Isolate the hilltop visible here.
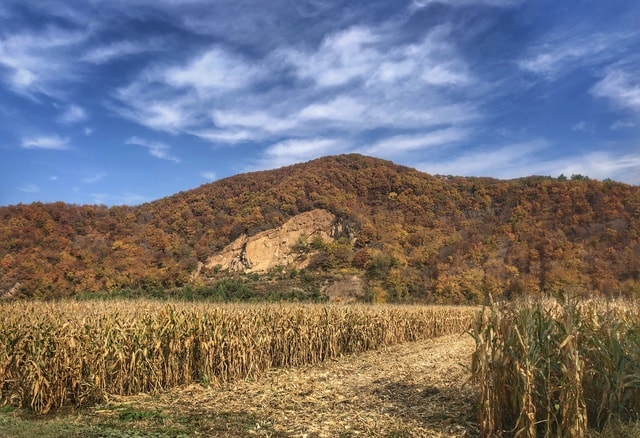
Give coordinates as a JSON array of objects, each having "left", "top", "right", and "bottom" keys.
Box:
[{"left": 1, "top": 154, "right": 639, "bottom": 302}]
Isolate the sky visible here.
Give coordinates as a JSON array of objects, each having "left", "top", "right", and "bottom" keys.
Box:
[{"left": 1, "top": 0, "right": 639, "bottom": 206}]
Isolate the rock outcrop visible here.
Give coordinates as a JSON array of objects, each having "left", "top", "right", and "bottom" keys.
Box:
[{"left": 205, "top": 209, "right": 344, "bottom": 273}]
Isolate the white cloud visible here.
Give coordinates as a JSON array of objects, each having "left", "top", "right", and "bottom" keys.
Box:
[
  {"left": 285, "top": 27, "right": 380, "bottom": 88},
  {"left": 417, "top": 140, "right": 549, "bottom": 177},
  {"left": 212, "top": 110, "right": 296, "bottom": 133},
  {"left": 190, "top": 128, "right": 256, "bottom": 144},
  {"left": 0, "top": 26, "right": 87, "bottom": 97},
  {"left": 411, "top": 0, "right": 520, "bottom": 9},
  {"left": 82, "top": 172, "right": 106, "bottom": 184},
  {"left": 137, "top": 102, "right": 192, "bottom": 132},
  {"left": 208, "top": 95, "right": 477, "bottom": 144},
  {"left": 555, "top": 152, "right": 640, "bottom": 184},
  {"left": 261, "top": 138, "right": 344, "bottom": 169},
  {"left": 611, "top": 119, "right": 636, "bottom": 130},
  {"left": 21, "top": 134, "right": 69, "bottom": 150},
  {"left": 518, "top": 32, "right": 627, "bottom": 80},
  {"left": 422, "top": 64, "right": 469, "bottom": 86},
  {"left": 201, "top": 171, "right": 217, "bottom": 181},
  {"left": 571, "top": 121, "right": 586, "bottom": 131},
  {"left": 126, "top": 136, "right": 180, "bottom": 163},
  {"left": 82, "top": 39, "right": 164, "bottom": 64},
  {"left": 362, "top": 128, "right": 468, "bottom": 156},
  {"left": 58, "top": 104, "right": 87, "bottom": 124},
  {"left": 374, "top": 59, "right": 416, "bottom": 83},
  {"left": 164, "top": 48, "right": 258, "bottom": 94},
  {"left": 417, "top": 140, "right": 640, "bottom": 184},
  {"left": 110, "top": 16, "right": 480, "bottom": 160},
  {"left": 298, "top": 97, "right": 366, "bottom": 122},
  {"left": 371, "top": 103, "right": 479, "bottom": 128},
  {"left": 267, "top": 138, "right": 341, "bottom": 159},
  {"left": 570, "top": 121, "right": 592, "bottom": 133},
  {"left": 114, "top": 84, "right": 196, "bottom": 132},
  {"left": 19, "top": 183, "right": 40, "bottom": 193},
  {"left": 91, "top": 192, "right": 147, "bottom": 206},
  {"left": 285, "top": 25, "right": 472, "bottom": 90},
  {"left": 591, "top": 69, "right": 640, "bottom": 113},
  {"left": 84, "top": 127, "right": 94, "bottom": 136},
  {"left": 12, "top": 69, "right": 36, "bottom": 89}
]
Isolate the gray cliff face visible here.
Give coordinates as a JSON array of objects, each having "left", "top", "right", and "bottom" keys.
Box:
[{"left": 205, "top": 209, "right": 344, "bottom": 273}]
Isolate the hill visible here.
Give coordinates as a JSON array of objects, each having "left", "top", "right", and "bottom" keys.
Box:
[{"left": 1, "top": 154, "right": 639, "bottom": 302}]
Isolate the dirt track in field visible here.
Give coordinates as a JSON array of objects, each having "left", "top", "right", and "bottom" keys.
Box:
[{"left": 110, "top": 333, "right": 479, "bottom": 437}]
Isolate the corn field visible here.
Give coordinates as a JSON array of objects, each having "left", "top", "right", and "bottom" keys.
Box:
[
  {"left": 0, "top": 300, "right": 475, "bottom": 414},
  {"left": 470, "top": 296, "right": 640, "bottom": 437}
]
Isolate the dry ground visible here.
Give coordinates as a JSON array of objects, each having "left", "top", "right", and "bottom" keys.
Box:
[{"left": 0, "top": 333, "right": 478, "bottom": 437}]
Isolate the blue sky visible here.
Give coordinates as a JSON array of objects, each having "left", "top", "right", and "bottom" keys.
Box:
[{"left": 1, "top": 0, "right": 639, "bottom": 206}]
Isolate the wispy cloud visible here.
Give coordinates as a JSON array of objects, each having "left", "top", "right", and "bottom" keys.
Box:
[
  {"left": 114, "top": 21, "right": 479, "bottom": 146},
  {"left": 126, "top": 136, "right": 180, "bottom": 163},
  {"left": 411, "top": 0, "right": 521, "bottom": 9},
  {"left": 257, "top": 138, "right": 345, "bottom": 170},
  {"left": 611, "top": 119, "right": 636, "bottom": 130},
  {"left": 190, "top": 128, "right": 255, "bottom": 144},
  {"left": 298, "top": 97, "right": 366, "bottom": 122},
  {"left": 211, "top": 110, "right": 297, "bottom": 134},
  {"left": 591, "top": 68, "right": 640, "bottom": 113},
  {"left": 82, "top": 172, "right": 106, "bottom": 184},
  {"left": 82, "top": 39, "right": 164, "bottom": 64},
  {"left": 418, "top": 140, "right": 640, "bottom": 184},
  {"left": 284, "top": 27, "right": 380, "bottom": 88},
  {"left": 7, "top": 0, "right": 638, "bottom": 204},
  {"left": 114, "top": 84, "right": 196, "bottom": 133},
  {"left": 0, "top": 26, "right": 87, "bottom": 98},
  {"left": 361, "top": 127, "right": 468, "bottom": 157},
  {"left": 19, "top": 183, "right": 40, "bottom": 193},
  {"left": 570, "top": 121, "right": 593, "bottom": 133},
  {"left": 21, "top": 134, "right": 69, "bottom": 150},
  {"left": 555, "top": 152, "right": 640, "bottom": 184},
  {"left": 57, "top": 104, "right": 87, "bottom": 124},
  {"left": 285, "top": 24, "right": 473, "bottom": 90},
  {"left": 200, "top": 171, "right": 217, "bottom": 181},
  {"left": 518, "top": 32, "right": 628, "bottom": 80},
  {"left": 91, "top": 191, "right": 147, "bottom": 206},
  {"left": 418, "top": 140, "right": 549, "bottom": 178},
  {"left": 164, "top": 48, "right": 259, "bottom": 94}
]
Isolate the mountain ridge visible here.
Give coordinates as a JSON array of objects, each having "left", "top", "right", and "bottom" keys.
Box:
[{"left": 1, "top": 154, "right": 639, "bottom": 302}]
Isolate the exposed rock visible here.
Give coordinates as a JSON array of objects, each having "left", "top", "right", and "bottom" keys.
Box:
[
  {"left": 205, "top": 209, "right": 342, "bottom": 273},
  {"left": 189, "top": 262, "right": 204, "bottom": 283}
]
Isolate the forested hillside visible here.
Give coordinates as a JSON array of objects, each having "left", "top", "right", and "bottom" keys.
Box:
[{"left": 1, "top": 154, "right": 639, "bottom": 302}]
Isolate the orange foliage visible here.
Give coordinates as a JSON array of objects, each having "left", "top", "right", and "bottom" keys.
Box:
[{"left": 0, "top": 154, "right": 639, "bottom": 302}]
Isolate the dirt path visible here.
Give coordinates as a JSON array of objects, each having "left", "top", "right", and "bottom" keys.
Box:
[{"left": 119, "top": 333, "right": 479, "bottom": 437}]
